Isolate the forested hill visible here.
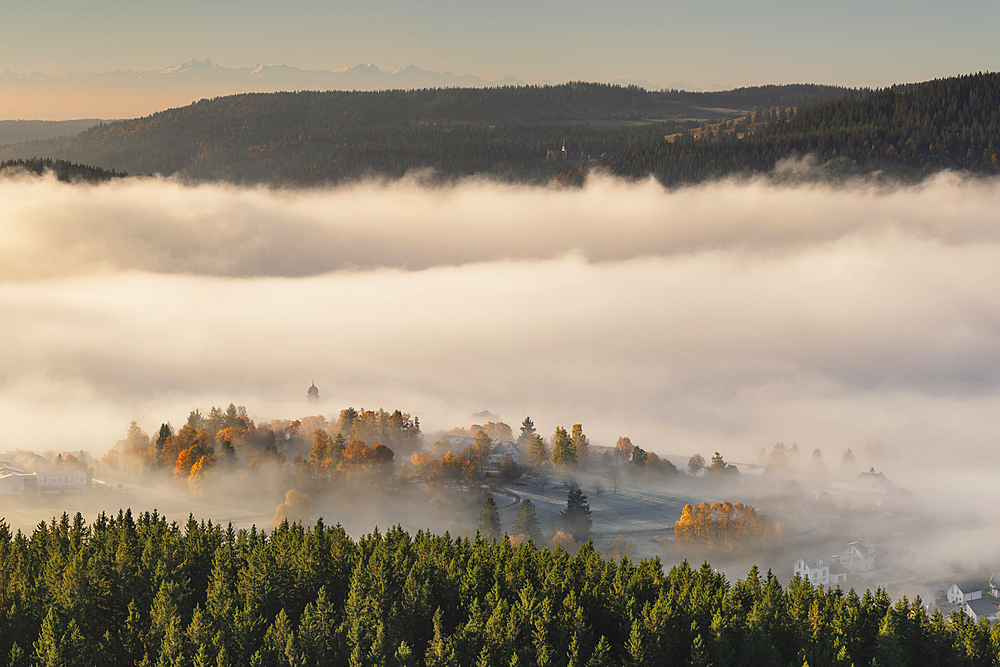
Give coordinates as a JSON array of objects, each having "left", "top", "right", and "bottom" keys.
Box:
[
  {"left": 606, "top": 72, "right": 1000, "bottom": 185},
  {"left": 0, "top": 82, "right": 853, "bottom": 184},
  {"left": 1, "top": 512, "right": 996, "bottom": 667}
]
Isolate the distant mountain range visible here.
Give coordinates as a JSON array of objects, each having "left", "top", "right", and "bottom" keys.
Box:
[
  {"left": 0, "top": 60, "right": 728, "bottom": 119},
  {"left": 0, "top": 59, "right": 730, "bottom": 93},
  {"left": 0, "top": 59, "right": 529, "bottom": 91}
]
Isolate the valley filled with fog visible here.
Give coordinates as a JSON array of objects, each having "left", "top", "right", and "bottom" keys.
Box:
[
  {"left": 5, "top": 164, "right": 1000, "bottom": 650},
  {"left": 4, "top": 169, "right": 1000, "bottom": 494}
]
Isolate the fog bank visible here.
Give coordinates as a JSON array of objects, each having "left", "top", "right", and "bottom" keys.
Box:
[
  {"left": 3, "top": 170, "right": 1000, "bottom": 279},
  {"left": 2, "top": 171, "right": 1000, "bottom": 504}
]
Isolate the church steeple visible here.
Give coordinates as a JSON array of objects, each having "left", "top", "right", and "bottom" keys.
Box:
[{"left": 307, "top": 382, "right": 319, "bottom": 402}]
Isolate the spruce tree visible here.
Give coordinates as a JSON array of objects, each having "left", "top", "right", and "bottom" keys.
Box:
[
  {"left": 510, "top": 500, "right": 542, "bottom": 543},
  {"left": 516, "top": 417, "right": 536, "bottom": 447},
  {"left": 561, "top": 487, "right": 592, "bottom": 542},
  {"left": 586, "top": 637, "right": 612, "bottom": 667},
  {"left": 478, "top": 497, "right": 502, "bottom": 541}
]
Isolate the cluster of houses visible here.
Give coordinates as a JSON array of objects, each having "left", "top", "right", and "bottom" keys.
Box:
[
  {"left": 790, "top": 467, "right": 1000, "bottom": 623},
  {"left": 0, "top": 452, "right": 90, "bottom": 495},
  {"left": 796, "top": 547, "right": 1000, "bottom": 621},
  {"left": 795, "top": 541, "right": 1000, "bottom": 623}
]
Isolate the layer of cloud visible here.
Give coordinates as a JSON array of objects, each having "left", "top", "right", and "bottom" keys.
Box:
[
  {"left": 3, "top": 170, "right": 1000, "bottom": 279},
  {"left": 3, "top": 172, "right": 1000, "bottom": 506}
]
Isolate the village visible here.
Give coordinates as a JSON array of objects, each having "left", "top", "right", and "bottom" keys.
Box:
[
  {"left": 455, "top": 429, "right": 1000, "bottom": 624},
  {"left": 781, "top": 464, "right": 1000, "bottom": 623},
  {"left": 3, "top": 413, "right": 997, "bottom": 627}
]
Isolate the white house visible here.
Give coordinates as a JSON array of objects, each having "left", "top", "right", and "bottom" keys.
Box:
[
  {"left": 35, "top": 470, "right": 87, "bottom": 493},
  {"left": 487, "top": 442, "right": 520, "bottom": 466},
  {"left": 963, "top": 598, "right": 997, "bottom": 622},
  {"left": 0, "top": 473, "right": 26, "bottom": 495},
  {"left": 947, "top": 580, "right": 983, "bottom": 605},
  {"left": 794, "top": 558, "right": 830, "bottom": 585},
  {"left": 842, "top": 541, "right": 877, "bottom": 572}
]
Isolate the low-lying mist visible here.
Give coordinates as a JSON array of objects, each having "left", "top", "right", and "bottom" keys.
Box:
[{"left": 3, "top": 167, "right": 1000, "bottom": 510}]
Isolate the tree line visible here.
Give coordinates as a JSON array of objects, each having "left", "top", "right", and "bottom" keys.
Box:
[
  {"left": 102, "top": 405, "right": 422, "bottom": 499},
  {"left": 0, "top": 158, "right": 125, "bottom": 182},
  {"left": 2, "top": 511, "right": 999, "bottom": 667}
]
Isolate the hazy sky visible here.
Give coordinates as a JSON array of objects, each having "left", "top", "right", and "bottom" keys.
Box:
[{"left": 3, "top": 0, "right": 999, "bottom": 89}]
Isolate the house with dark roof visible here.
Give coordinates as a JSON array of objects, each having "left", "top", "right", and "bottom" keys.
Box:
[
  {"left": 487, "top": 442, "right": 520, "bottom": 466},
  {"left": 947, "top": 579, "right": 983, "bottom": 605},
  {"left": 963, "top": 598, "right": 997, "bottom": 622}
]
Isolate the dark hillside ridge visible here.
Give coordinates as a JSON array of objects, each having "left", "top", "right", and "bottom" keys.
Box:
[
  {"left": 0, "top": 83, "right": 855, "bottom": 185},
  {"left": 605, "top": 72, "right": 1000, "bottom": 185}
]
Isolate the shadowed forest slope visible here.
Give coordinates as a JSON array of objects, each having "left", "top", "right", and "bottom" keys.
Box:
[{"left": 0, "top": 83, "right": 853, "bottom": 184}]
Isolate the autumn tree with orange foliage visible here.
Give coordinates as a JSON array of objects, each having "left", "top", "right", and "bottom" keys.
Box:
[
  {"left": 164, "top": 424, "right": 209, "bottom": 468},
  {"left": 188, "top": 455, "right": 213, "bottom": 495},
  {"left": 338, "top": 441, "right": 394, "bottom": 470},
  {"left": 674, "top": 501, "right": 773, "bottom": 553},
  {"left": 467, "top": 430, "right": 493, "bottom": 471},
  {"left": 416, "top": 450, "right": 479, "bottom": 498},
  {"left": 309, "top": 429, "right": 335, "bottom": 469},
  {"left": 214, "top": 426, "right": 247, "bottom": 461},
  {"left": 410, "top": 451, "right": 434, "bottom": 482},
  {"left": 170, "top": 424, "right": 213, "bottom": 483},
  {"left": 173, "top": 448, "right": 201, "bottom": 484}
]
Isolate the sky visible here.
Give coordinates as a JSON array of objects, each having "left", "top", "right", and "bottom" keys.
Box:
[{"left": 2, "top": 0, "right": 999, "bottom": 90}]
